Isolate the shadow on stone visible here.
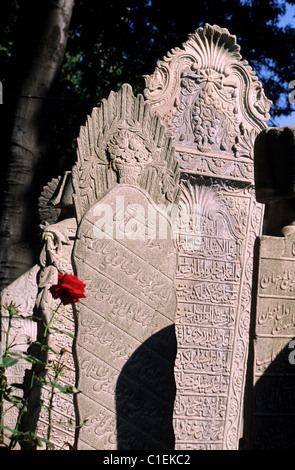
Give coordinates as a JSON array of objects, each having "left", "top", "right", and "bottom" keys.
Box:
[
  {"left": 115, "top": 324, "right": 177, "bottom": 450},
  {"left": 251, "top": 339, "right": 295, "bottom": 449}
]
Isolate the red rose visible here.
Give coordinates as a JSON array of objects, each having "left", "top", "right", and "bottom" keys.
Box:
[{"left": 50, "top": 273, "right": 86, "bottom": 305}]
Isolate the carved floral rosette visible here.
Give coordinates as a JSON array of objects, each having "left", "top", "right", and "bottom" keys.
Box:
[{"left": 144, "top": 23, "right": 272, "bottom": 183}]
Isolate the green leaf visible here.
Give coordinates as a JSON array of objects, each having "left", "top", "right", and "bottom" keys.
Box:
[
  {"left": 30, "top": 342, "right": 57, "bottom": 355},
  {"left": 9, "top": 395, "right": 25, "bottom": 407},
  {"left": 22, "top": 353, "right": 45, "bottom": 365},
  {"left": 52, "top": 381, "right": 80, "bottom": 395},
  {"left": 0, "top": 356, "right": 18, "bottom": 368},
  {"left": 7, "top": 351, "right": 25, "bottom": 359},
  {"left": 49, "top": 326, "right": 75, "bottom": 339},
  {"left": 8, "top": 429, "right": 49, "bottom": 447}
]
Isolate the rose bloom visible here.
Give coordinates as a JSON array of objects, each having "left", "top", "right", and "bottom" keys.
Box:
[{"left": 50, "top": 273, "right": 86, "bottom": 305}]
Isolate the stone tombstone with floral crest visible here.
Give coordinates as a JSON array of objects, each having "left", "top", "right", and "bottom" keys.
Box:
[
  {"left": 1, "top": 84, "right": 179, "bottom": 450},
  {"left": 71, "top": 84, "right": 180, "bottom": 449},
  {"left": 144, "top": 24, "right": 272, "bottom": 449}
]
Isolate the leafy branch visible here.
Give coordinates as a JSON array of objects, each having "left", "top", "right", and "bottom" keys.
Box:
[{"left": 0, "top": 302, "right": 80, "bottom": 450}]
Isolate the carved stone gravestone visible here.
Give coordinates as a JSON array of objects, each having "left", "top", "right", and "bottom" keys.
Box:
[
  {"left": 71, "top": 84, "right": 180, "bottom": 449},
  {"left": 144, "top": 24, "right": 272, "bottom": 449},
  {"left": 251, "top": 126, "right": 295, "bottom": 449},
  {"left": 0, "top": 173, "right": 78, "bottom": 450}
]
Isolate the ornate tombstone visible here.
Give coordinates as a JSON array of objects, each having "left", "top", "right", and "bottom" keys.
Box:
[
  {"left": 251, "top": 126, "right": 295, "bottom": 449},
  {"left": 0, "top": 173, "right": 78, "bottom": 450},
  {"left": 28, "top": 215, "right": 78, "bottom": 449},
  {"left": 144, "top": 24, "right": 272, "bottom": 449},
  {"left": 71, "top": 84, "right": 180, "bottom": 449}
]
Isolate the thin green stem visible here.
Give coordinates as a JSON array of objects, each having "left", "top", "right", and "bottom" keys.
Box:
[
  {"left": 4, "top": 302, "right": 63, "bottom": 449},
  {"left": 1, "top": 300, "right": 80, "bottom": 450},
  {"left": 0, "top": 304, "right": 14, "bottom": 446},
  {"left": 0, "top": 367, "right": 6, "bottom": 445}
]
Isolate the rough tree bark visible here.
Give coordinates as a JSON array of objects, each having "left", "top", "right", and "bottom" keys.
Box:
[{"left": 0, "top": 0, "right": 75, "bottom": 291}]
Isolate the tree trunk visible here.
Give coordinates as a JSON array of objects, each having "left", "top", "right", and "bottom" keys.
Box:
[{"left": 0, "top": 0, "right": 75, "bottom": 291}]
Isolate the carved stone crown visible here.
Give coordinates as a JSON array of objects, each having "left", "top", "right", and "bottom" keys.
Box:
[
  {"left": 144, "top": 24, "right": 272, "bottom": 182},
  {"left": 72, "top": 84, "right": 180, "bottom": 222}
]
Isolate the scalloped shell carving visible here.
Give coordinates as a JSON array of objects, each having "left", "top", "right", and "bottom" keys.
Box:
[{"left": 144, "top": 24, "right": 272, "bottom": 180}]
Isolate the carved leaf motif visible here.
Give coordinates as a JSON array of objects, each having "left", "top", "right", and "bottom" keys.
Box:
[
  {"left": 174, "top": 66, "right": 240, "bottom": 153},
  {"left": 144, "top": 23, "right": 272, "bottom": 181},
  {"left": 38, "top": 176, "right": 62, "bottom": 224},
  {"left": 145, "top": 24, "right": 271, "bottom": 125},
  {"left": 72, "top": 84, "right": 179, "bottom": 222},
  {"left": 233, "top": 124, "right": 257, "bottom": 160}
]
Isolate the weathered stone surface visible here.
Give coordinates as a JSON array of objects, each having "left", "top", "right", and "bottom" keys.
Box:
[
  {"left": 1, "top": 25, "right": 275, "bottom": 450},
  {"left": 144, "top": 24, "right": 271, "bottom": 449},
  {"left": 72, "top": 84, "right": 179, "bottom": 449},
  {"left": 0, "top": 265, "right": 39, "bottom": 439},
  {"left": 20, "top": 217, "right": 78, "bottom": 449},
  {"left": 144, "top": 24, "right": 271, "bottom": 182},
  {"left": 251, "top": 225, "right": 295, "bottom": 449},
  {"left": 251, "top": 125, "right": 295, "bottom": 449},
  {"left": 1, "top": 84, "right": 179, "bottom": 450},
  {"left": 172, "top": 174, "right": 263, "bottom": 449},
  {"left": 73, "top": 185, "right": 177, "bottom": 449}
]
